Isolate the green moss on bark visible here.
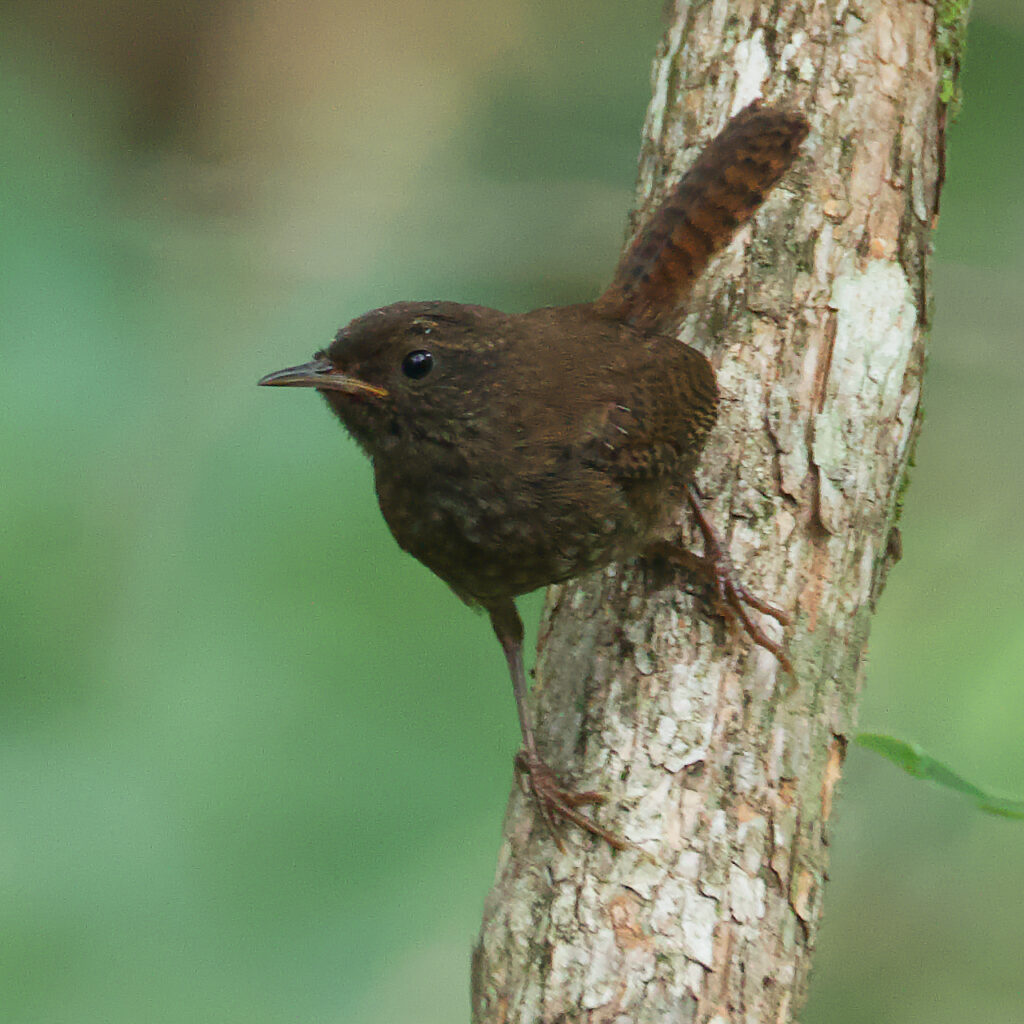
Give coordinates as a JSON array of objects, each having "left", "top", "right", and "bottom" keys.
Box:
[{"left": 935, "top": 0, "right": 972, "bottom": 114}]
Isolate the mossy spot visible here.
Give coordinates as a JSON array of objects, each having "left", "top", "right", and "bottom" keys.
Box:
[{"left": 935, "top": 0, "right": 972, "bottom": 115}]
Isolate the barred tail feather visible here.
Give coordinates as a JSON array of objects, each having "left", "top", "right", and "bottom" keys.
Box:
[{"left": 595, "top": 102, "right": 809, "bottom": 331}]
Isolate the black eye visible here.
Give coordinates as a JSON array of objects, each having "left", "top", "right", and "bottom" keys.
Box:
[{"left": 401, "top": 349, "right": 434, "bottom": 380}]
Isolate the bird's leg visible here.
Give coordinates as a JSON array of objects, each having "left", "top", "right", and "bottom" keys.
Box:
[
  {"left": 646, "top": 482, "right": 793, "bottom": 673},
  {"left": 488, "top": 599, "right": 632, "bottom": 853}
]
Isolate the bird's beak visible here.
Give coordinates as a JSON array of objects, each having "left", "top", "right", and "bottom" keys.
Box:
[{"left": 257, "top": 358, "right": 388, "bottom": 398}]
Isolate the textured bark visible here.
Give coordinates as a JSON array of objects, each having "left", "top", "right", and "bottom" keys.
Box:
[{"left": 473, "top": 2, "right": 946, "bottom": 1021}]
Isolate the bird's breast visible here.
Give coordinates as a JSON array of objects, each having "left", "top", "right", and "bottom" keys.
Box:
[{"left": 371, "top": 437, "right": 662, "bottom": 605}]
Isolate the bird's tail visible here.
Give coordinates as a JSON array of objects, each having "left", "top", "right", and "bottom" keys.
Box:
[{"left": 594, "top": 102, "right": 809, "bottom": 332}]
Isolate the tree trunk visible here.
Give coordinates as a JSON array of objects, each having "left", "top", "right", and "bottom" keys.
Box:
[{"left": 473, "top": 1, "right": 951, "bottom": 1020}]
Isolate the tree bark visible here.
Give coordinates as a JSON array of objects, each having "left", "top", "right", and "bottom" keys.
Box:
[{"left": 473, "top": 1, "right": 950, "bottom": 1020}]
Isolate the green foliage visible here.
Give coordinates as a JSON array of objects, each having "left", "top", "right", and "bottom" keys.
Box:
[{"left": 856, "top": 733, "right": 1024, "bottom": 819}]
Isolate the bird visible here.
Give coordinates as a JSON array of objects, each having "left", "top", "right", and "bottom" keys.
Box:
[{"left": 259, "top": 101, "right": 809, "bottom": 851}]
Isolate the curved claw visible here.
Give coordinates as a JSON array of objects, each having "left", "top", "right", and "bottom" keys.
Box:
[
  {"left": 645, "top": 484, "right": 794, "bottom": 673},
  {"left": 513, "top": 751, "right": 639, "bottom": 854},
  {"left": 704, "top": 543, "right": 794, "bottom": 673},
  {"left": 713, "top": 568, "right": 794, "bottom": 674}
]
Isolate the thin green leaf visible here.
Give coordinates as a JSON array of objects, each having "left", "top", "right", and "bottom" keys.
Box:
[{"left": 854, "top": 733, "right": 1024, "bottom": 820}]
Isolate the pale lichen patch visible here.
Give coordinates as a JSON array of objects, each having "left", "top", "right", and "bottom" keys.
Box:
[
  {"left": 513, "top": 977, "right": 541, "bottom": 1023},
  {"left": 581, "top": 927, "right": 620, "bottom": 1009},
  {"left": 813, "top": 257, "right": 916, "bottom": 531},
  {"left": 619, "top": 860, "right": 661, "bottom": 903},
  {"left": 628, "top": 775, "right": 677, "bottom": 847},
  {"left": 779, "top": 31, "right": 805, "bottom": 68},
  {"left": 736, "top": 813, "right": 769, "bottom": 875},
  {"left": 857, "top": 539, "right": 875, "bottom": 606},
  {"left": 682, "top": 891, "right": 719, "bottom": 967},
  {"left": 729, "top": 866, "right": 767, "bottom": 923},
  {"left": 684, "top": 959, "right": 706, "bottom": 1000},
  {"left": 731, "top": 30, "right": 770, "bottom": 113},
  {"left": 644, "top": 661, "right": 718, "bottom": 772},
  {"left": 675, "top": 848, "right": 701, "bottom": 882},
  {"left": 650, "top": 876, "right": 686, "bottom": 938},
  {"left": 656, "top": 715, "right": 678, "bottom": 747},
  {"left": 770, "top": 804, "right": 798, "bottom": 884}
]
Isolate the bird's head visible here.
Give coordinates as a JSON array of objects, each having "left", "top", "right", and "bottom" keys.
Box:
[{"left": 258, "top": 301, "right": 508, "bottom": 456}]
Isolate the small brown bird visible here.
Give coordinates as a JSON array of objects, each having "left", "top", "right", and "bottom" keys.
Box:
[{"left": 259, "top": 102, "right": 809, "bottom": 851}]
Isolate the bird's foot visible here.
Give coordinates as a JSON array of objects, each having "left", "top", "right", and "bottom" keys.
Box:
[
  {"left": 513, "top": 750, "right": 637, "bottom": 854},
  {"left": 649, "top": 537, "right": 792, "bottom": 673},
  {"left": 700, "top": 543, "right": 792, "bottom": 673},
  {"left": 646, "top": 485, "right": 793, "bottom": 673}
]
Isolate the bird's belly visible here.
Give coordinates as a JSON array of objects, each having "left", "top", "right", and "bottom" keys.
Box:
[{"left": 374, "top": 461, "right": 661, "bottom": 605}]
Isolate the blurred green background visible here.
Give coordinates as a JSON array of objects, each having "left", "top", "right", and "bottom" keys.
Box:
[{"left": 2, "top": 2, "right": 1022, "bottom": 1021}]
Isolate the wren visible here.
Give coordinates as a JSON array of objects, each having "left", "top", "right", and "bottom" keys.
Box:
[{"left": 259, "top": 102, "right": 809, "bottom": 852}]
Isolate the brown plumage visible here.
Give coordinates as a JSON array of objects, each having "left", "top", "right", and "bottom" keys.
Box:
[
  {"left": 596, "top": 103, "right": 809, "bottom": 330},
  {"left": 259, "top": 102, "right": 809, "bottom": 853}
]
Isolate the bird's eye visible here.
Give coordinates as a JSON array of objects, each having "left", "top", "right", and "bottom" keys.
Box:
[{"left": 401, "top": 349, "right": 434, "bottom": 380}]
